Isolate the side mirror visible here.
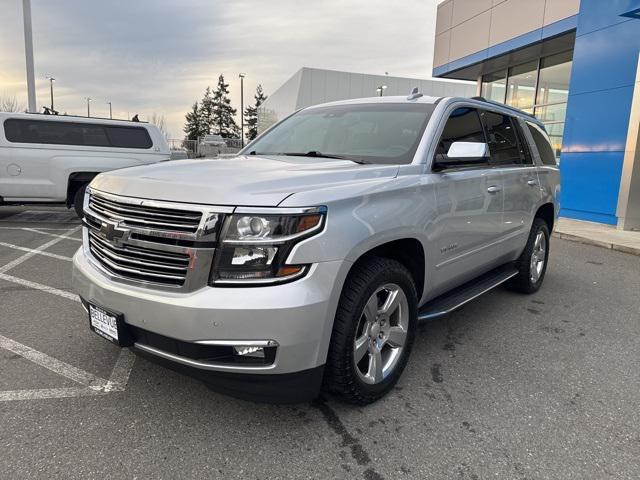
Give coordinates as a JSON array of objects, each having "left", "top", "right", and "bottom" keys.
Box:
[{"left": 434, "top": 141, "right": 489, "bottom": 170}]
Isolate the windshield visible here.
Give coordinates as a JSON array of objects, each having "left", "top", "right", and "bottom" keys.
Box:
[{"left": 246, "top": 103, "right": 436, "bottom": 165}]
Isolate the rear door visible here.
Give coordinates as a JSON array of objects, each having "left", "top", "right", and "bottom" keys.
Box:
[
  {"left": 481, "top": 111, "right": 541, "bottom": 259},
  {"left": 429, "top": 106, "right": 505, "bottom": 294}
]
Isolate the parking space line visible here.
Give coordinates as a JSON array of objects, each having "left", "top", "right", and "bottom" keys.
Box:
[
  {"left": 0, "top": 386, "right": 110, "bottom": 402},
  {"left": 0, "top": 334, "right": 108, "bottom": 387},
  {"left": 0, "top": 241, "right": 72, "bottom": 261},
  {"left": 102, "top": 349, "right": 136, "bottom": 392},
  {"left": 20, "top": 227, "right": 82, "bottom": 242},
  {"left": 0, "top": 226, "right": 80, "bottom": 275},
  {"left": 0, "top": 273, "right": 80, "bottom": 301}
]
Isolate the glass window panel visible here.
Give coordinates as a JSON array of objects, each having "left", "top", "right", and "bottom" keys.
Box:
[
  {"left": 543, "top": 122, "right": 565, "bottom": 159},
  {"left": 483, "top": 111, "right": 523, "bottom": 165},
  {"left": 534, "top": 103, "right": 567, "bottom": 123},
  {"left": 536, "top": 51, "right": 572, "bottom": 106},
  {"left": 526, "top": 122, "right": 557, "bottom": 166},
  {"left": 481, "top": 70, "right": 507, "bottom": 103},
  {"left": 505, "top": 60, "right": 538, "bottom": 109},
  {"left": 436, "top": 107, "right": 486, "bottom": 157}
]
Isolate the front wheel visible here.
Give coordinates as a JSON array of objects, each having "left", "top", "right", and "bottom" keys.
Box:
[
  {"left": 506, "top": 218, "right": 550, "bottom": 294},
  {"left": 324, "top": 257, "right": 417, "bottom": 405},
  {"left": 73, "top": 183, "right": 88, "bottom": 218}
]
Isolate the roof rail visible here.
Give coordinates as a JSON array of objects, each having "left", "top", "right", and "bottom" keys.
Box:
[
  {"left": 469, "top": 96, "right": 537, "bottom": 119},
  {"left": 17, "top": 111, "right": 148, "bottom": 123}
]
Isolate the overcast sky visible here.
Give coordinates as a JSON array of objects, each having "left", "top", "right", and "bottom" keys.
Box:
[{"left": 1, "top": 0, "right": 441, "bottom": 137}]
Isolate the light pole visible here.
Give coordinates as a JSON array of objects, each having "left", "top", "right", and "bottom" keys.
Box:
[
  {"left": 22, "top": 0, "right": 36, "bottom": 112},
  {"left": 376, "top": 85, "right": 388, "bottom": 97},
  {"left": 84, "top": 97, "right": 92, "bottom": 117},
  {"left": 106, "top": 101, "right": 112, "bottom": 119},
  {"left": 239, "top": 73, "right": 246, "bottom": 147},
  {"left": 45, "top": 76, "right": 55, "bottom": 111}
]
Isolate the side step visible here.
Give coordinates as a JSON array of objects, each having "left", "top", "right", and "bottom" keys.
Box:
[{"left": 417, "top": 263, "right": 519, "bottom": 321}]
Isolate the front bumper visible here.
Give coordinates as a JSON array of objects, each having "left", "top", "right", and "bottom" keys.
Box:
[{"left": 73, "top": 247, "right": 346, "bottom": 380}]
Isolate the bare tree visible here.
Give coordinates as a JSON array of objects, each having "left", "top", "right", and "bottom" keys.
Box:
[
  {"left": 150, "top": 113, "right": 168, "bottom": 138},
  {"left": 0, "top": 94, "right": 25, "bottom": 112}
]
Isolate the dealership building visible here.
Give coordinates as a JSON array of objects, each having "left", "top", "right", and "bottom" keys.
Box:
[
  {"left": 434, "top": 0, "right": 640, "bottom": 229},
  {"left": 257, "top": 67, "right": 476, "bottom": 132}
]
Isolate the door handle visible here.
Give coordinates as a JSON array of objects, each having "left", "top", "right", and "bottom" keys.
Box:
[
  {"left": 527, "top": 179, "right": 538, "bottom": 186},
  {"left": 487, "top": 185, "right": 502, "bottom": 194}
]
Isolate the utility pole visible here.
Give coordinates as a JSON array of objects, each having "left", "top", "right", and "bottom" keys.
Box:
[
  {"left": 45, "top": 76, "right": 55, "bottom": 111},
  {"left": 106, "top": 101, "right": 112, "bottom": 119},
  {"left": 239, "top": 73, "right": 246, "bottom": 147},
  {"left": 22, "top": 0, "right": 37, "bottom": 112},
  {"left": 85, "top": 97, "right": 91, "bottom": 117},
  {"left": 376, "top": 85, "right": 387, "bottom": 97}
]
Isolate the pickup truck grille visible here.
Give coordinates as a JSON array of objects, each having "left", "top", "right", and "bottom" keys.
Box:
[
  {"left": 88, "top": 230, "right": 190, "bottom": 286},
  {"left": 89, "top": 191, "right": 203, "bottom": 233},
  {"left": 84, "top": 189, "right": 225, "bottom": 290}
]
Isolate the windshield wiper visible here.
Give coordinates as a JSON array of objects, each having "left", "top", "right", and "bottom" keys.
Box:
[{"left": 280, "top": 151, "right": 368, "bottom": 164}]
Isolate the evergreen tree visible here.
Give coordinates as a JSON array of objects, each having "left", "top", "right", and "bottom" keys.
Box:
[
  {"left": 212, "top": 74, "right": 239, "bottom": 138},
  {"left": 184, "top": 102, "right": 203, "bottom": 141},
  {"left": 199, "top": 86, "right": 215, "bottom": 134},
  {"left": 244, "top": 84, "right": 267, "bottom": 142}
]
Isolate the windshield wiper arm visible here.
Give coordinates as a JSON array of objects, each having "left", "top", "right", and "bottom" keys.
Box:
[{"left": 280, "top": 151, "right": 367, "bottom": 164}]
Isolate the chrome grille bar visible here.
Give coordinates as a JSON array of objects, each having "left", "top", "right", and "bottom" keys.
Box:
[{"left": 84, "top": 188, "right": 226, "bottom": 290}]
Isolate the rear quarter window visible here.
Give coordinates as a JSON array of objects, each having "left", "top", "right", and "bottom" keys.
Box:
[
  {"left": 526, "top": 122, "right": 557, "bottom": 166},
  {"left": 3, "top": 118, "right": 153, "bottom": 149}
]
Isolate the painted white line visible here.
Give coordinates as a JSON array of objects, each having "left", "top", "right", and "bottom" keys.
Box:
[
  {"left": 0, "top": 334, "right": 107, "bottom": 387},
  {"left": 99, "top": 349, "right": 136, "bottom": 392},
  {"left": 0, "top": 226, "right": 80, "bottom": 274},
  {"left": 0, "top": 226, "right": 76, "bottom": 231},
  {"left": 0, "top": 386, "right": 107, "bottom": 402},
  {"left": 0, "top": 241, "right": 72, "bottom": 261},
  {"left": 20, "top": 227, "right": 82, "bottom": 242},
  {"left": 0, "top": 273, "right": 80, "bottom": 301}
]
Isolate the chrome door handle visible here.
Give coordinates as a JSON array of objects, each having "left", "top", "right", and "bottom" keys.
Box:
[
  {"left": 527, "top": 179, "right": 538, "bottom": 186},
  {"left": 487, "top": 185, "right": 502, "bottom": 194}
]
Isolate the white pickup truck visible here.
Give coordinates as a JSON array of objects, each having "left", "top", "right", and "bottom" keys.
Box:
[{"left": 0, "top": 112, "right": 170, "bottom": 216}]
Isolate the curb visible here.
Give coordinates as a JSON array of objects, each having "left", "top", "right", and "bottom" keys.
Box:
[{"left": 552, "top": 231, "right": 640, "bottom": 256}]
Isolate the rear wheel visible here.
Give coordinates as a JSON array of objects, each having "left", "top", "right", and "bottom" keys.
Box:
[
  {"left": 506, "top": 218, "right": 550, "bottom": 293},
  {"left": 73, "top": 183, "right": 88, "bottom": 218},
  {"left": 324, "top": 257, "right": 417, "bottom": 405}
]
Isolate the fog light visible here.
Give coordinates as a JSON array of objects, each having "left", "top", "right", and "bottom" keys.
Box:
[{"left": 233, "top": 345, "right": 265, "bottom": 358}]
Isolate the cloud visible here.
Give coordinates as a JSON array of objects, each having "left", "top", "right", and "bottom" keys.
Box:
[{"left": 0, "top": 0, "right": 439, "bottom": 137}]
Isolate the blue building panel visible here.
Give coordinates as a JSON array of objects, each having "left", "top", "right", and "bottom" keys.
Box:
[
  {"left": 575, "top": 0, "right": 640, "bottom": 36},
  {"left": 558, "top": 0, "right": 640, "bottom": 223},
  {"left": 569, "top": 18, "right": 640, "bottom": 95},
  {"left": 562, "top": 85, "right": 634, "bottom": 154},
  {"left": 559, "top": 151, "right": 625, "bottom": 225}
]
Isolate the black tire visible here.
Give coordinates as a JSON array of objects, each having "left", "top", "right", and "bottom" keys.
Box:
[
  {"left": 73, "top": 183, "right": 88, "bottom": 218},
  {"left": 506, "top": 218, "right": 550, "bottom": 294},
  {"left": 324, "top": 257, "right": 417, "bottom": 405}
]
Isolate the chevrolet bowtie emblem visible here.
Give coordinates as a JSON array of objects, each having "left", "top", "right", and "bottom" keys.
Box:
[{"left": 100, "top": 220, "right": 129, "bottom": 243}]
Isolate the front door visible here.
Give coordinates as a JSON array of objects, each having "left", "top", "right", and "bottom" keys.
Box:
[{"left": 428, "top": 107, "right": 505, "bottom": 295}]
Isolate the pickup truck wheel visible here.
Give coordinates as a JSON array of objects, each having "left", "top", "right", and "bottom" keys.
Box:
[
  {"left": 506, "top": 218, "right": 550, "bottom": 294},
  {"left": 324, "top": 257, "right": 417, "bottom": 405},
  {"left": 73, "top": 183, "right": 88, "bottom": 218}
]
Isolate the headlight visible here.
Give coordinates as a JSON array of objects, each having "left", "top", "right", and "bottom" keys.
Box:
[{"left": 210, "top": 206, "right": 326, "bottom": 286}]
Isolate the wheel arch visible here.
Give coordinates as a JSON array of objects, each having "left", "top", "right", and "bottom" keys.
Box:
[
  {"left": 66, "top": 172, "right": 98, "bottom": 206},
  {"left": 535, "top": 202, "right": 555, "bottom": 233}
]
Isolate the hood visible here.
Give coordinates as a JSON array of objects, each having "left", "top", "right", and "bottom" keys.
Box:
[{"left": 90, "top": 155, "right": 399, "bottom": 207}]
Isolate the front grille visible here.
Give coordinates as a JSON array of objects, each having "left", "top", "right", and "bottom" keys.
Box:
[
  {"left": 89, "top": 191, "right": 203, "bottom": 233},
  {"left": 88, "top": 230, "right": 190, "bottom": 286}
]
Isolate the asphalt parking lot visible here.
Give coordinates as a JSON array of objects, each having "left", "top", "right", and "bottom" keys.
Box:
[{"left": 1, "top": 205, "right": 639, "bottom": 479}]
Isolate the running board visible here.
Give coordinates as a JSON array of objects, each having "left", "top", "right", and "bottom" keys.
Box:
[{"left": 418, "top": 264, "right": 518, "bottom": 321}]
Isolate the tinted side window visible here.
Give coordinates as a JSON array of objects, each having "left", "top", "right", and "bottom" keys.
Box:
[
  {"left": 526, "top": 122, "right": 557, "bottom": 165},
  {"left": 482, "top": 111, "right": 522, "bottom": 166},
  {"left": 105, "top": 126, "right": 152, "bottom": 149},
  {"left": 436, "top": 107, "right": 486, "bottom": 158},
  {"left": 4, "top": 119, "right": 152, "bottom": 149}
]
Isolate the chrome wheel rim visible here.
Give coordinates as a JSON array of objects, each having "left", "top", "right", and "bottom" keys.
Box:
[
  {"left": 530, "top": 231, "right": 547, "bottom": 283},
  {"left": 353, "top": 283, "right": 409, "bottom": 385}
]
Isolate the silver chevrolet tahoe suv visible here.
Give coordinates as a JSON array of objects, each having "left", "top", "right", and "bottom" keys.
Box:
[{"left": 72, "top": 93, "right": 560, "bottom": 405}]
